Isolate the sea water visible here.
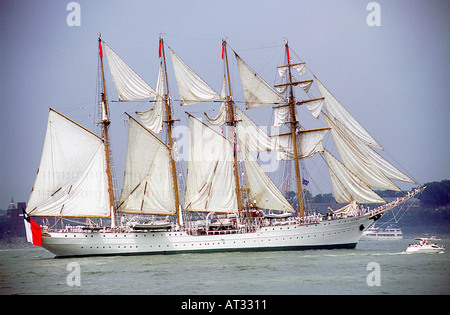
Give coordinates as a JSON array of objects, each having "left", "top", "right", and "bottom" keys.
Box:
[{"left": 0, "top": 239, "right": 448, "bottom": 295}]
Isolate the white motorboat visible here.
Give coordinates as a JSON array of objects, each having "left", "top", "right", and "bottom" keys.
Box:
[{"left": 406, "top": 238, "right": 445, "bottom": 254}]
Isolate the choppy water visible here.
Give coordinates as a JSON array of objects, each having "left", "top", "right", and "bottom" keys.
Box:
[{"left": 0, "top": 239, "right": 448, "bottom": 295}]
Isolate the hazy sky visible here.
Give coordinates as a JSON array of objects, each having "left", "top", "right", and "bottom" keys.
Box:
[{"left": 1, "top": 0, "right": 449, "bottom": 209}]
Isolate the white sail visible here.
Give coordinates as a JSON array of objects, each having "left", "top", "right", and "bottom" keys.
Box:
[
  {"left": 235, "top": 107, "right": 277, "bottom": 152},
  {"left": 136, "top": 64, "right": 164, "bottom": 133},
  {"left": 235, "top": 53, "right": 285, "bottom": 109},
  {"left": 273, "top": 105, "right": 290, "bottom": 127},
  {"left": 169, "top": 47, "right": 220, "bottom": 105},
  {"left": 241, "top": 145, "right": 295, "bottom": 212},
  {"left": 103, "top": 42, "right": 156, "bottom": 101},
  {"left": 299, "top": 80, "right": 313, "bottom": 93},
  {"left": 316, "top": 77, "right": 382, "bottom": 149},
  {"left": 275, "top": 85, "right": 288, "bottom": 95},
  {"left": 326, "top": 113, "right": 414, "bottom": 183},
  {"left": 323, "top": 113, "right": 400, "bottom": 191},
  {"left": 117, "top": 117, "right": 176, "bottom": 215},
  {"left": 26, "top": 109, "right": 111, "bottom": 217},
  {"left": 278, "top": 63, "right": 306, "bottom": 77},
  {"left": 274, "top": 128, "right": 329, "bottom": 160},
  {"left": 323, "top": 149, "right": 385, "bottom": 204},
  {"left": 205, "top": 77, "right": 228, "bottom": 126},
  {"left": 333, "top": 200, "right": 358, "bottom": 215},
  {"left": 184, "top": 115, "right": 237, "bottom": 213},
  {"left": 205, "top": 101, "right": 228, "bottom": 126},
  {"left": 363, "top": 147, "right": 415, "bottom": 184}
]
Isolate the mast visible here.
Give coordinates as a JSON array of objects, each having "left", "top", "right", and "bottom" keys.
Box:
[
  {"left": 222, "top": 39, "right": 243, "bottom": 212},
  {"left": 159, "top": 35, "right": 182, "bottom": 225},
  {"left": 98, "top": 34, "right": 116, "bottom": 227},
  {"left": 285, "top": 40, "right": 304, "bottom": 217}
]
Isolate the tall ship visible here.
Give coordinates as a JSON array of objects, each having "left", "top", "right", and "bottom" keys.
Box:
[{"left": 25, "top": 35, "right": 423, "bottom": 257}]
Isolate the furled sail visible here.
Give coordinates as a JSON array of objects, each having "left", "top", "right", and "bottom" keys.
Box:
[
  {"left": 273, "top": 97, "right": 324, "bottom": 126},
  {"left": 273, "top": 105, "right": 290, "bottom": 127},
  {"left": 323, "top": 113, "right": 401, "bottom": 191},
  {"left": 26, "top": 109, "right": 111, "bottom": 217},
  {"left": 184, "top": 115, "right": 237, "bottom": 212},
  {"left": 298, "top": 80, "right": 313, "bottom": 93},
  {"left": 117, "top": 116, "right": 176, "bottom": 215},
  {"left": 322, "top": 149, "right": 385, "bottom": 204},
  {"left": 169, "top": 47, "right": 220, "bottom": 105},
  {"left": 274, "top": 128, "right": 330, "bottom": 160},
  {"left": 136, "top": 64, "right": 164, "bottom": 133},
  {"left": 103, "top": 42, "right": 156, "bottom": 101},
  {"left": 275, "top": 80, "right": 313, "bottom": 95},
  {"left": 316, "top": 77, "right": 382, "bottom": 149},
  {"left": 240, "top": 145, "right": 295, "bottom": 212},
  {"left": 235, "top": 53, "right": 285, "bottom": 109},
  {"left": 297, "top": 97, "right": 324, "bottom": 119},
  {"left": 277, "top": 62, "right": 306, "bottom": 77}
]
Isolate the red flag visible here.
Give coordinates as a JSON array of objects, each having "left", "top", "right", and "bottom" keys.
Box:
[
  {"left": 286, "top": 44, "right": 290, "bottom": 62},
  {"left": 159, "top": 40, "right": 162, "bottom": 58},
  {"left": 99, "top": 40, "right": 103, "bottom": 58},
  {"left": 23, "top": 209, "right": 42, "bottom": 247},
  {"left": 221, "top": 42, "right": 225, "bottom": 59}
]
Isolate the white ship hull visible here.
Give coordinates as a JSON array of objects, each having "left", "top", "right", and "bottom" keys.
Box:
[{"left": 42, "top": 214, "right": 374, "bottom": 257}]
